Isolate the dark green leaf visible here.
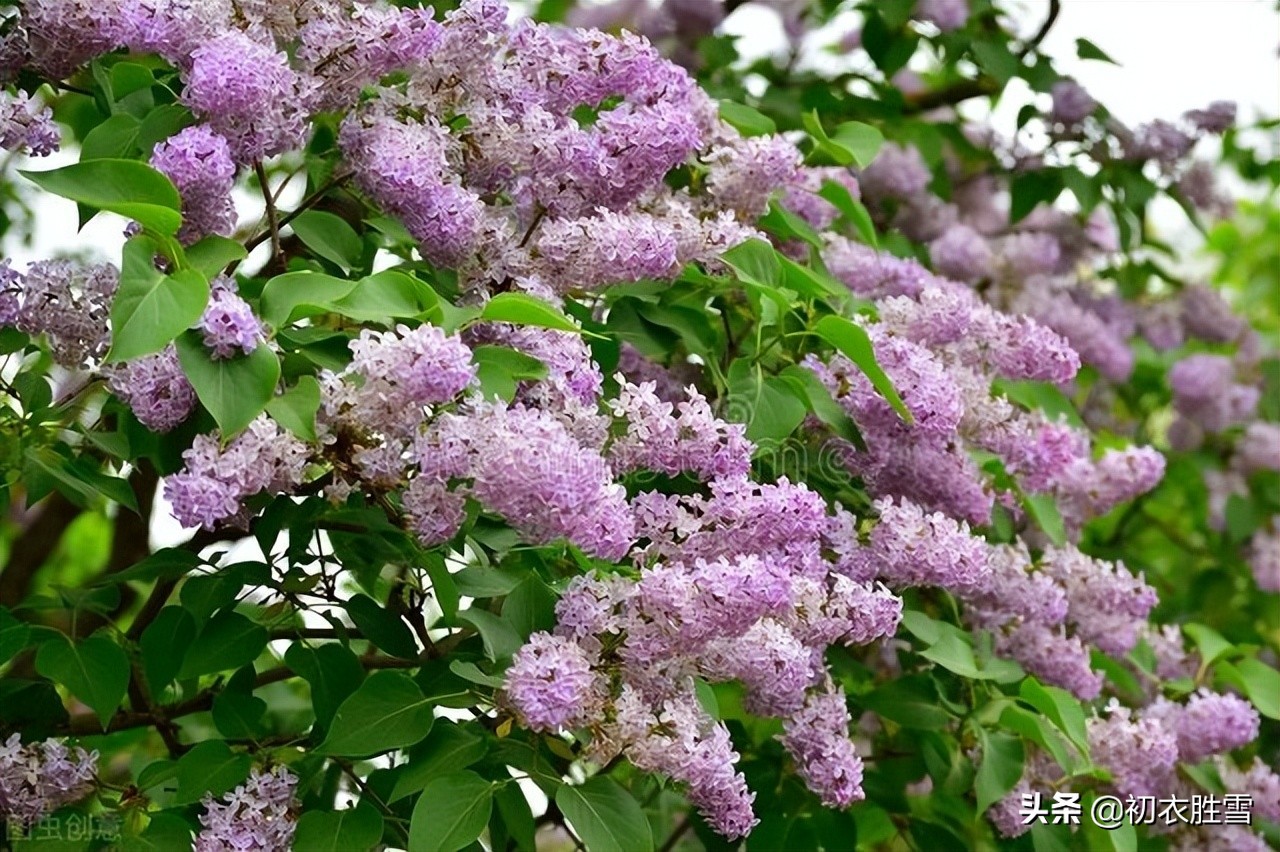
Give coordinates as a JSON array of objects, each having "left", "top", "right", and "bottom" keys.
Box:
[
  {"left": 177, "top": 610, "right": 268, "bottom": 679},
  {"left": 173, "top": 741, "right": 252, "bottom": 805},
  {"left": 176, "top": 330, "right": 281, "bottom": 436},
  {"left": 409, "top": 770, "right": 494, "bottom": 852},
  {"left": 472, "top": 345, "right": 547, "bottom": 402},
  {"left": 721, "top": 238, "right": 783, "bottom": 288},
  {"left": 0, "top": 608, "right": 31, "bottom": 667},
  {"left": 1076, "top": 38, "right": 1119, "bottom": 64},
  {"left": 328, "top": 270, "right": 440, "bottom": 324},
  {"left": 1022, "top": 493, "right": 1067, "bottom": 547},
  {"left": 294, "top": 802, "right": 384, "bottom": 852},
  {"left": 390, "top": 721, "right": 490, "bottom": 802},
  {"left": 140, "top": 606, "right": 196, "bottom": 692},
  {"left": 319, "top": 671, "right": 434, "bottom": 757},
  {"left": 458, "top": 609, "right": 524, "bottom": 662},
  {"left": 818, "top": 180, "right": 878, "bottom": 248},
  {"left": 1010, "top": 170, "right": 1064, "bottom": 223},
  {"left": 260, "top": 271, "right": 356, "bottom": 328},
  {"left": 80, "top": 114, "right": 141, "bottom": 161},
  {"left": 21, "top": 159, "right": 182, "bottom": 235},
  {"left": 185, "top": 235, "right": 247, "bottom": 279},
  {"left": 34, "top": 634, "right": 129, "bottom": 728},
  {"left": 285, "top": 642, "right": 365, "bottom": 731},
  {"left": 1019, "top": 679, "right": 1090, "bottom": 756},
  {"left": 557, "top": 777, "right": 653, "bottom": 852},
  {"left": 345, "top": 594, "right": 420, "bottom": 659}
]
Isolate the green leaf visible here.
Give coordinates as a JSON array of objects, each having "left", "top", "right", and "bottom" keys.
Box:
[
  {"left": 813, "top": 315, "right": 912, "bottom": 422},
  {"left": 22, "top": 448, "right": 139, "bottom": 513},
  {"left": 173, "top": 741, "right": 252, "bottom": 805},
  {"left": 176, "top": 330, "right": 280, "bottom": 436},
  {"left": 34, "top": 634, "right": 130, "bottom": 728},
  {"left": 267, "top": 375, "right": 321, "bottom": 441},
  {"left": 294, "top": 803, "right": 384, "bottom": 852},
  {"left": 494, "top": 782, "right": 537, "bottom": 852},
  {"left": 992, "top": 379, "right": 1085, "bottom": 429},
  {"left": 818, "top": 180, "right": 878, "bottom": 248},
  {"left": 718, "top": 100, "right": 776, "bottom": 136},
  {"left": 1019, "top": 679, "right": 1090, "bottom": 756},
  {"left": 290, "top": 210, "right": 364, "bottom": 272},
  {"left": 1076, "top": 38, "right": 1119, "bottom": 64},
  {"left": 211, "top": 688, "right": 268, "bottom": 738},
  {"left": 975, "top": 730, "right": 1025, "bottom": 813},
  {"left": 390, "top": 721, "right": 490, "bottom": 802},
  {"left": 502, "top": 576, "right": 559, "bottom": 639},
  {"left": 319, "top": 671, "right": 434, "bottom": 757},
  {"left": 480, "top": 292, "right": 579, "bottom": 333},
  {"left": 830, "top": 121, "right": 884, "bottom": 168},
  {"left": 449, "top": 659, "right": 506, "bottom": 688},
  {"left": 285, "top": 642, "right": 365, "bottom": 731},
  {"left": 1022, "top": 493, "right": 1067, "bottom": 547},
  {"left": 452, "top": 566, "right": 524, "bottom": 599},
  {"left": 780, "top": 364, "right": 865, "bottom": 450},
  {"left": 103, "top": 548, "right": 202, "bottom": 585},
  {"left": 21, "top": 159, "right": 182, "bottom": 235},
  {"left": 328, "top": 270, "right": 440, "bottom": 324},
  {"left": 1182, "top": 623, "right": 1235, "bottom": 669},
  {"left": 260, "top": 271, "right": 356, "bottom": 328},
  {"left": 722, "top": 238, "right": 783, "bottom": 288},
  {"left": 136, "top": 104, "right": 193, "bottom": 153},
  {"left": 185, "top": 235, "right": 247, "bottom": 279},
  {"left": 458, "top": 609, "right": 524, "bottom": 662},
  {"left": 0, "top": 608, "right": 31, "bottom": 667},
  {"left": 177, "top": 610, "right": 268, "bottom": 679},
  {"left": 472, "top": 345, "right": 547, "bottom": 402},
  {"left": 971, "top": 38, "right": 1021, "bottom": 85},
  {"left": 556, "top": 777, "right": 654, "bottom": 852},
  {"left": 140, "top": 606, "right": 196, "bottom": 692},
  {"left": 109, "top": 236, "right": 210, "bottom": 362},
  {"left": 862, "top": 675, "right": 952, "bottom": 729},
  {"left": 80, "top": 114, "right": 141, "bottom": 161},
  {"left": 117, "top": 813, "right": 195, "bottom": 852},
  {"left": 409, "top": 770, "right": 494, "bottom": 852},
  {"left": 1010, "top": 170, "right": 1064, "bottom": 223},
  {"left": 1224, "top": 658, "right": 1280, "bottom": 720},
  {"left": 345, "top": 594, "right": 420, "bottom": 659}
]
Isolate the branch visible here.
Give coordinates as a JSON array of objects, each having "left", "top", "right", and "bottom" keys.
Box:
[
  {"left": 902, "top": 77, "right": 1000, "bottom": 114},
  {"left": 659, "top": 817, "right": 692, "bottom": 852},
  {"left": 60, "top": 655, "right": 423, "bottom": 736},
  {"left": 254, "top": 161, "right": 283, "bottom": 266},
  {"left": 0, "top": 492, "right": 79, "bottom": 608},
  {"left": 243, "top": 172, "right": 351, "bottom": 255},
  {"left": 1020, "top": 0, "right": 1061, "bottom": 58}
]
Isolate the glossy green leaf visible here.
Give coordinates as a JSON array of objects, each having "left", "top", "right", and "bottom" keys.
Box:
[
  {"left": 285, "top": 642, "right": 366, "bottom": 731},
  {"left": 1019, "top": 679, "right": 1090, "bottom": 756},
  {"left": 294, "top": 802, "right": 384, "bottom": 852},
  {"left": 0, "top": 608, "right": 31, "bottom": 668},
  {"left": 1022, "top": 493, "right": 1067, "bottom": 547},
  {"left": 185, "top": 235, "right": 247, "bottom": 279},
  {"left": 290, "top": 210, "right": 364, "bottom": 272},
  {"left": 480, "top": 292, "right": 579, "bottom": 332},
  {"left": 319, "top": 671, "right": 434, "bottom": 757},
  {"left": 177, "top": 610, "right": 269, "bottom": 679},
  {"left": 176, "top": 330, "right": 281, "bottom": 436},
  {"left": 390, "top": 721, "right": 490, "bottom": 802},
  {"left": 21, "top": 159, "right": 182, "bottom": 235},
  {"left": 173, "top": 741, "right": 252, "bottom": 805},
  {"left": 975, "top": 729, "right": 1025, "bottom": 813},
  {"left": 813, "top": 315, "right": 912, "bottom": 422},
  {"left": 458, "top": 609, "right": 524, "bottom": 662},
  {"left": 267, "top": 375, "right": 321, "bottom": 441},
  {"left": 109, "top": 237, "right": 210, "bottom": 362},
  {"left": 718, "top": 100, "right": 776, "bottom": 136},
  {"left": 557, "top": 777, "right": 653, "bottom": 852},
  {"left": 345, "top": 594, "right": 420, "bottom": 659},
  {"left": 408, "top": 771, "right": 494, "bottom": 852},
  {"left": 260, "top": 271, "right": 356, "bottom": 328}
]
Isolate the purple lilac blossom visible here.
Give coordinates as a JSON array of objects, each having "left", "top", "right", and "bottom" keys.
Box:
[
  {"left": 505, "top": 633, "right": 605, "bottom": 731},
  {"left": 0, "top": 91, "right": 59, "bottom": 156},
  {"left": 2, "top": 260, "right": 118, "bottom": 367},
  {"left": 780, "top": 686, "right": 866, "bottom": 808},
  {"left": 607, "top": 379, "right": 752, "bottom": 481},
  {"left": 914, "top": 0, "right": 968, "bottom": 32},
  {"left": 197, "top": 279, "right": 264, "bottom": 359},
  {"left": 0, "top": 735, "right": 98, "bottom": 828},
  {"left": 1087, "top": 704, "right": 1180, "bottom": 798},
  {"left": 1049, "top": 80, "right": 1096, "bottom": 125},
  {"left": 182, "top": 31, "right": 315, "bottom": 163},
  {"left": 929, "top": 224, "right": 991, "bottom": 283},
  {"left": 104, "top": 345, "right": 197, "bottom": 432},
  {"left": 150, "top": 125, "right": 237, "bottom": 245},
  {"left": 858, "top": 143, "right": 931, "bottom": 202},
  {"left": 195, "top": 766, "right": 297, "bottom": 852}
]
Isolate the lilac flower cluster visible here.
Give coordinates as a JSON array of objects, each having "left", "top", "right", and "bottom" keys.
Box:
[
  {"left": 0, "top": 259, "right": 118, "bottom": 367},
  {"left": 164, "top": 415, "right": 309, "bottom": 529},
  {"left": 197, "top": 278, "right": 264, "bottom": 359},
  {"left": 195, "top": 766, "right": 297, "bottom": 852},
  {"left": 607, "top": 378, "right": 752, "bottom": 481},
  {"left": 913, "top": 0, "right": 969, "bottom": 32},
  {"left": 181, "top": 31, "right": 315, "bottom": 163},
  {"left": 0, "top": 735, "right": 98, "bottom": 828},
  {"left": 150, "top": 125, "right": 238, "bottom": 245},
  {"left": 1169, "top": 354, "right": 1259, "bottom": 434},
  {"left": 104, "top": 344, "right": 197, "bottom": 432},
  {"left": 0, "top": 90, "right": 59, "bottom": 156}
]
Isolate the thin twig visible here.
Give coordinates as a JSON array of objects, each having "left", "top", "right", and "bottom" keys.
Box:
[
  {"left": 244, "top": 172, "right": 352, "bottom": 255},
  {"left": 254, "top": 162, "right": 282, "bottom": 265},
  {"left": 1020, "top": 0, "right": 1061, "bottom": 57},
  {"left": 658, "top": 816, "right": 692, "bottom": 852}
]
